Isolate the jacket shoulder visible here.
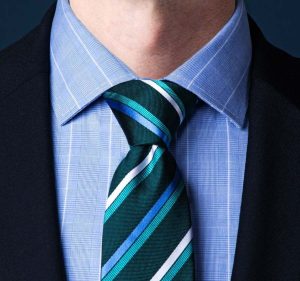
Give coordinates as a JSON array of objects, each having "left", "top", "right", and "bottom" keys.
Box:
[
  {"left": 264, "top": 40, "right": 300, "bottom": 104},
  {"left": 0, "top": 5, "right": 55, "bottom": 99},
  {"left": 249, "top": 17, "right": 300, "bottom": 109}
]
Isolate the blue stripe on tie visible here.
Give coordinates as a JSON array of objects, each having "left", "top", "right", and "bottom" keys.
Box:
[
  {"left": 106, "top": 99, "right": 170, "bottom": 146},
  {"left": 101, "top": 171, "right": 180, "bottom": 278}
]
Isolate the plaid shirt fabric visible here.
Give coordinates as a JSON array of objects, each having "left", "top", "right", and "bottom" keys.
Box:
[{"left": 50, "top": 0, "right": 252, "bottom": 280}]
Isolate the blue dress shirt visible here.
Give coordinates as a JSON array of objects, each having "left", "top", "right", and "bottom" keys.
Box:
[{"left": 50, "top": 0, "right": 252, "bottom": 280}]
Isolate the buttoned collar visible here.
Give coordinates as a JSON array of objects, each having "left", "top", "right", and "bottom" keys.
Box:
[{"left": 50, "top": 0, "right": 252, "bottom": 128}]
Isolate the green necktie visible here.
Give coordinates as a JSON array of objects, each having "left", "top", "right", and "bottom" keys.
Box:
[{"left": 101, "top": 79, "right": 198, "bottom": 281}]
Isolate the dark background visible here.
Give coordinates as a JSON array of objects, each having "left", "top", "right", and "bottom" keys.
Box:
[{"left": 0, "top": 0, "right": 300, "bottom": 57}]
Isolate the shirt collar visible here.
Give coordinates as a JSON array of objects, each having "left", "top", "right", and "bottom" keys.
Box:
[{"left": 50, "top": 0, "right": 252, "bottom": 128}]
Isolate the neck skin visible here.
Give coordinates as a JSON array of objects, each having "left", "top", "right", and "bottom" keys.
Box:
[{"left": 70, "top": 0, "right": 235, "bottom": 79}]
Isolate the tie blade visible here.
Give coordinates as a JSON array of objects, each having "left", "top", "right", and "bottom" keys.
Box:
[{"left": 101, "top": 80, "right": 196, "bottom": 280}]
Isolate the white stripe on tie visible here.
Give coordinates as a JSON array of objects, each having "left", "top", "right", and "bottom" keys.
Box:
[
  {"left": 150, "top": 228, "right": 193, "bottom": 281},
  {"left": 141, "top": 80, "right": 184, "bottom": 124},
  {"left": 106, "top": 145, "right": 159, "bottom": 209}
]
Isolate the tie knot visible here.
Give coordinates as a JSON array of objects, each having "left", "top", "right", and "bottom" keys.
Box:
[{"left": 104, "top": 79, "right": 198, "bottom": 147}]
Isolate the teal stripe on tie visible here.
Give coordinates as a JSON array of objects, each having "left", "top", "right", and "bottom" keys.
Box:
[
  {"left": 105, "top": 91, "right": 172, "bottom": 141},
  {"left": 154, "top": 80, "right": 186, "bottom": 119},
  {"left": 102, "top": 181, "right": 185, "bottom": 281},
  {"left": 106, "top": 100, "right": 170, "bottom": 146},
  {"left": 104, "top": 147, "right": 165, "bottom": 223},
  {"left": 161, "top": 243, "right": 193, "bottom": 281}
]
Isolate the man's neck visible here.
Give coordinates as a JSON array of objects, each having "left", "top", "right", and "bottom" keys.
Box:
[{"left": 70, "top": 0, "right": 235, "bottom": 79}]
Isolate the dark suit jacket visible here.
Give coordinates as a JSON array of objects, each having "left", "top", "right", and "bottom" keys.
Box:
[{"left": 0, "top": 4, "right": 299, "bottom": 281}]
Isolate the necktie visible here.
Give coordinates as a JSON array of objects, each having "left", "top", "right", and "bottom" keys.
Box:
[{"left": 101, "top": 79, "right": 198, "bottom": 281}]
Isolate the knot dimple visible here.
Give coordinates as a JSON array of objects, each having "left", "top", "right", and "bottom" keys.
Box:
[{"left": 103, "top": 79, "right": 198, "bottom": 148}]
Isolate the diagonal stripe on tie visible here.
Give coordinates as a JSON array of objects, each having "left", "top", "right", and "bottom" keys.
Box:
[
  {"left": 150, "top": 228, "right": 193, "bottom": 280},
  {"left": 106, "top": 99, "right": 171, "bottom": 146},
  {"left": 141, "top": 80, "right": 185, "bottom": 123},
  {"left": 104, "top": 146, "right": 165, "bottom": 222},
  {"left": 105, "top": 145, "right": 159, "bottom": 210},
  {"left": 105, "top": 91, "right": 172, "bottom": 141}
]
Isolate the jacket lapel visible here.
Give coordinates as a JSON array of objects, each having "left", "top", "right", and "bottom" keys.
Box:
[
  {"left": 231, "top": 18, "right": 300, "bottom": 280},
  {"left": 0, "top": 5, "right": 67, "bottom": 281}
]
